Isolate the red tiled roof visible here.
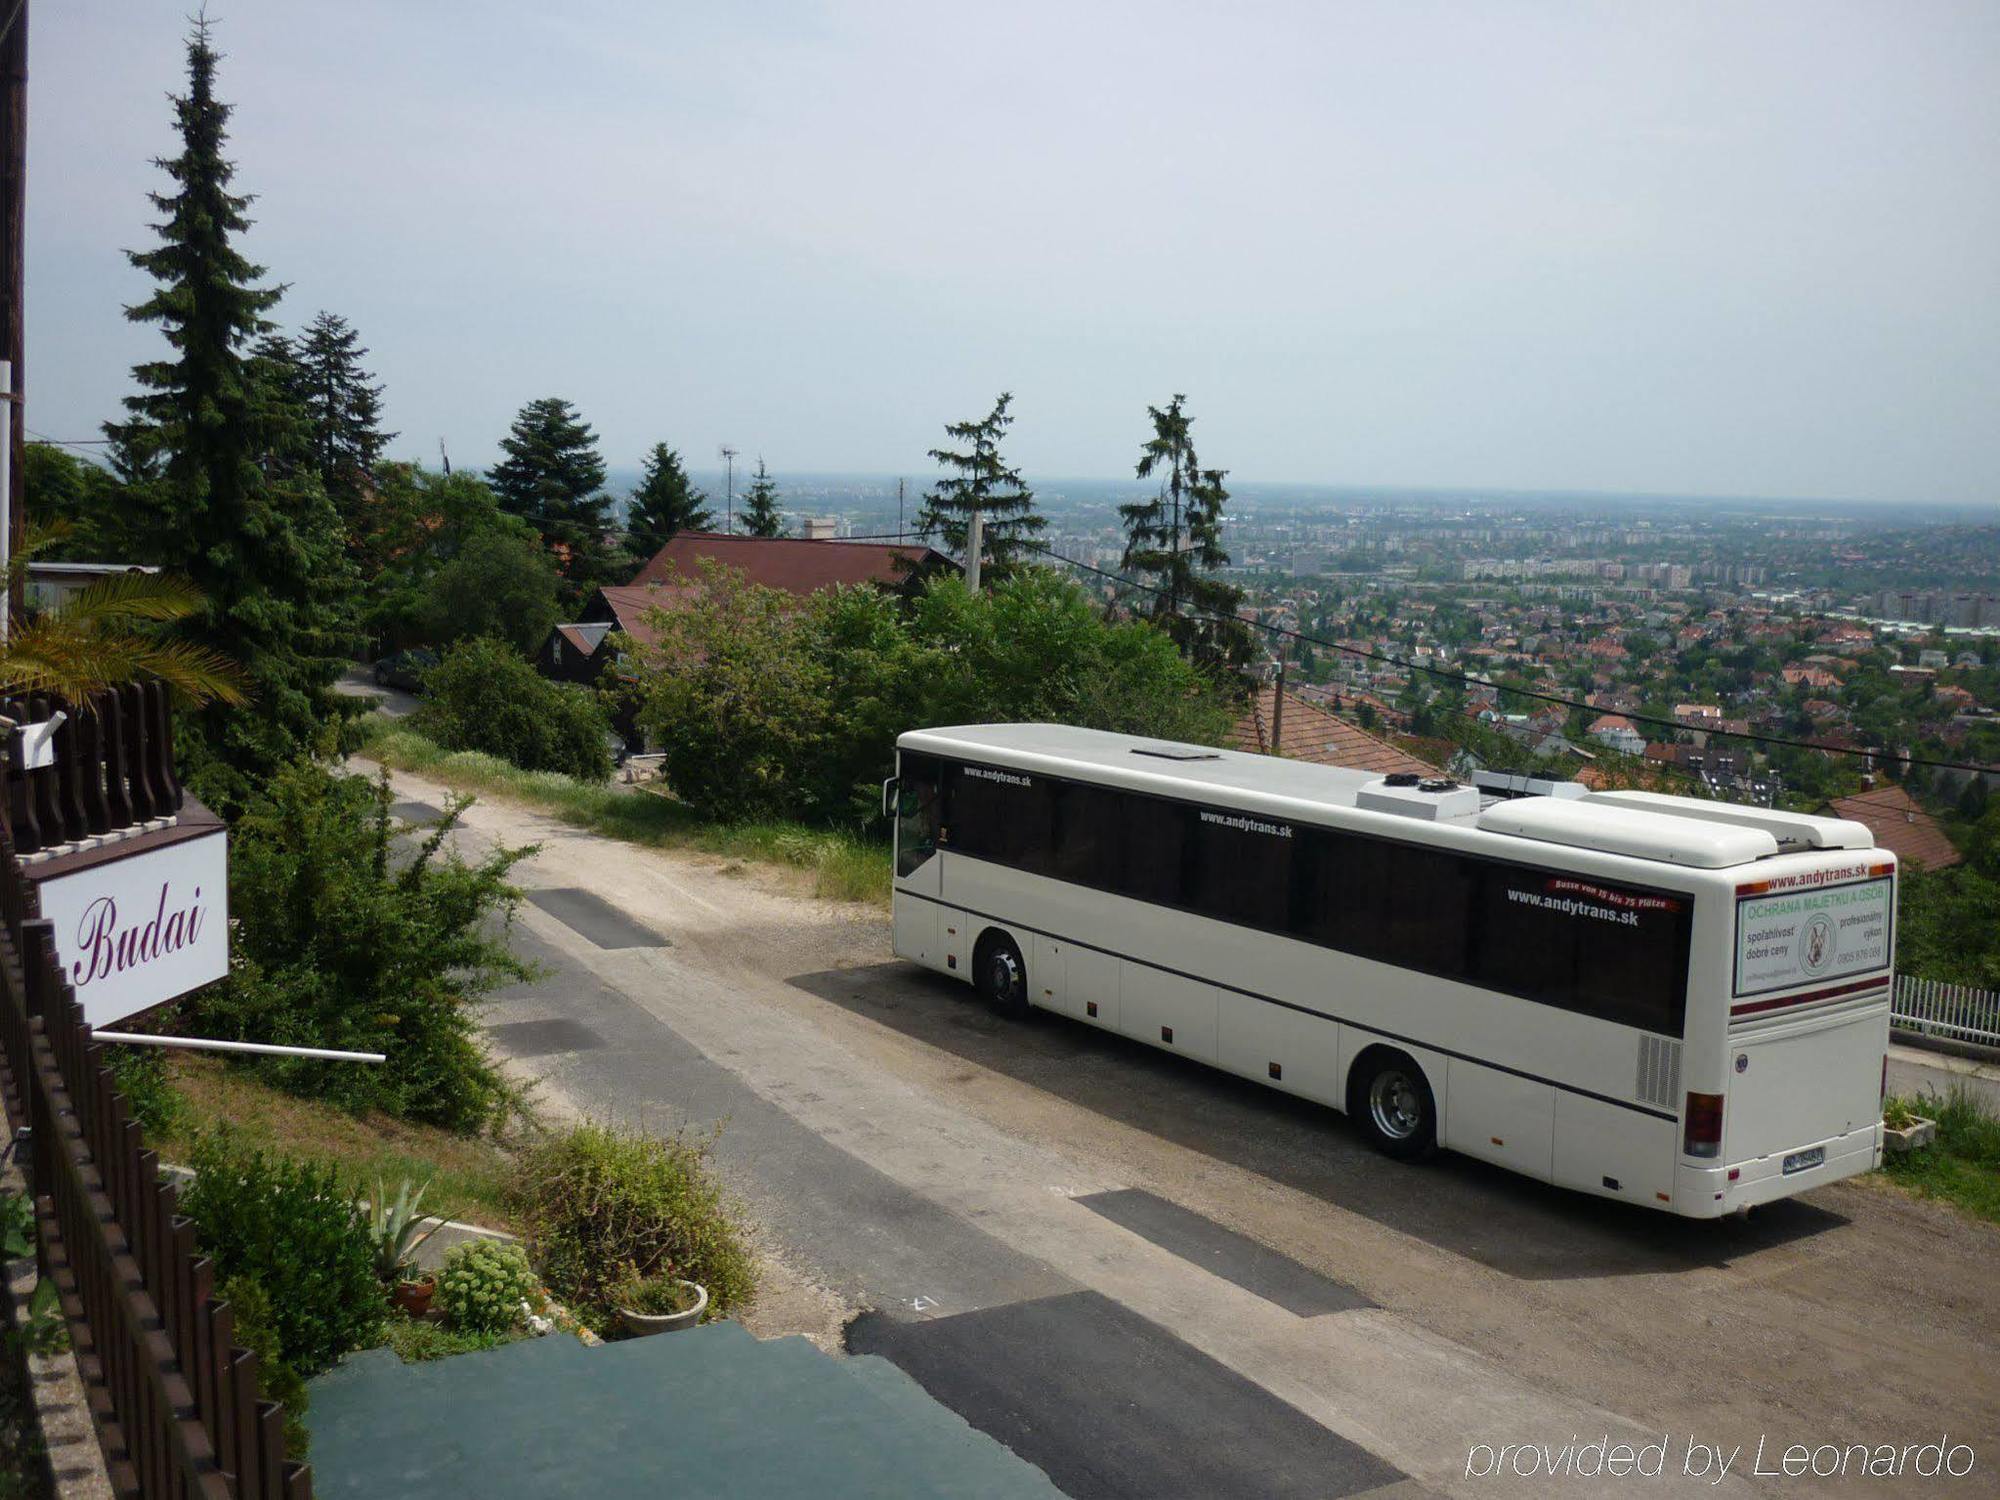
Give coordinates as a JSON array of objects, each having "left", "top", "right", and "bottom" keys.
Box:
[
  {"left": 1228, "top": 686, "right": 1438, "bottom": 777},
  {"left": 1823, "top": 783, "right": 1963, "bottom": 870},
  {"left": 629, "top": 531, "right": 954, "bottom": 595}
]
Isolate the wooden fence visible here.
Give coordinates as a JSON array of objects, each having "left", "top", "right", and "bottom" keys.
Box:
[
  {"left": 0, "top": 771, "right": 308, "bottom": 1496},
  {"left": 1892, "top": 973, "right": 2000, "bottom": 1050},
  {"left": 4, "top": 679, "right": 182, "bottom": 854}
]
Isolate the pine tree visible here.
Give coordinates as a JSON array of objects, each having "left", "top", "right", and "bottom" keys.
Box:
[
  {"left": 1119, "top": 394, "right": 1253, "bottom": 673},
  {"left": 740, "top": 458, "right": 783, "bottom": 538},
  {"left": 105, "top": 19, "right": 357, "bottom": 804},
  {"left": 626, "top": 441, "right": 714, "bottom": 557},
  {"left": 487, "top": 397, "right": 615, "bottom": 590},
  {"left": 917, "top": 392, "right": 1042, "bottom": 577},
  {"left": 294, "top": 311, "right": 393, "bottom": 506}
]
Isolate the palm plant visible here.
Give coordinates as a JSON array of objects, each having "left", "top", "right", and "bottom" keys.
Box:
[{"left": 0, "top": 522, "right": 246, "bottom": 706}]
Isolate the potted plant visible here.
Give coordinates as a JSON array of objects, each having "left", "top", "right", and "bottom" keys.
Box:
[
  {"left": 610, "top": 1266, "right": 708, "bottom": 1337},
  {"left": 369, "top": 1176, "right": 446, "bottom": 1314},
  {"left": 1882, "top": 1098, "right": 1937, "bottom": 1154}
]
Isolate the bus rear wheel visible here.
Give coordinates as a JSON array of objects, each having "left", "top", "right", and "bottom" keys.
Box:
[
  {"left": 1351, "top": 1050, "right": 1437, "bottom": 1162},
  {"left": 975, "top": 932, "right": 1029, "bottom": 1017}
]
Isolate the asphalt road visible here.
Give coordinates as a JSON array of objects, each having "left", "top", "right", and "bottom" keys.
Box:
[{"left": 376, "top": 762, "right": 2000, "bottom": 1500}]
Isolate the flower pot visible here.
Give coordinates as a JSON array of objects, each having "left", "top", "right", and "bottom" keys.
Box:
[
  {"left": 392, "top": 1277, "right": 436, "bottom": 1318},
  {"left": 1884, "top": 1116, "right": 1937, "bottom": 1154},
  {"left": 617, "top": 1280, "right": 707, "bottom": 1336}
]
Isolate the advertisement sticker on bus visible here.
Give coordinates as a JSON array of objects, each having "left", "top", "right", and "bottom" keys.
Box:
[{"left": 1732, "top": 877, "right": 1892, "bottom": 998}]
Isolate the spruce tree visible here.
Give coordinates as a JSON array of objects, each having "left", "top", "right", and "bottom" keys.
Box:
[
  {"left": 917, "top": 392, "right": 1042, "bottom": 577},
  {"left": 626, "top": 441, "right": 714, "bottom": 557},
  {"left": 106, "top": 19, "right": 357, "bottom": 804},
  {"left": 294, "top": 311, "right": 393, "bottom": 508},
  {"left": 488, "top": 397, "right": 615, "bottom": 590},
  {"left": 740, "top": 458, "right": 784, "bottom": 538},
  {"left": 1119, "top": 394, "right": 1253, "bottom": 672}
]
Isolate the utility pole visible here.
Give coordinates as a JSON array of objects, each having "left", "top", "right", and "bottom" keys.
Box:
[
  {"left": 2, "top": 0, "right": 26, "bottom": 620},
  {"left": 718, "top": 445, "right": 737, "bottom": 534},
  {"left": 964, "top": 507, "right": 983, "bottom": 592},
  {"left": 896, "top": 477, "right": 904, "bottom": 539}
]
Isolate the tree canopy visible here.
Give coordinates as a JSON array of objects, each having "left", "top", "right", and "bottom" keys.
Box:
[
  {"left": 917, "top": 392, "right": 1043, "bottom": 577},
  {"left": 487, "top": 397, "right": 616, "bottom": 596},
  {"left": 740, "top": 458, "right": 783, "bottom": 538},
  {"left": 104, "top": 19, "right": 357, "bottom": 805},
  {"left": 626, "top": 441, "right": 713, "bottom": 557}
]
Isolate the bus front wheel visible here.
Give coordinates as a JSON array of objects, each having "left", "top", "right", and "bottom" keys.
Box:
[
  {"left": 975, "top": 932, "right": 1030, "bottom": 1018},
  {"left": 1350, "top": 1050, "right": 1437, "bottom": 1162}
]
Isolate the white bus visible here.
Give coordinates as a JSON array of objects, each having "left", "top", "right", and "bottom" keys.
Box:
[{"left": 886, "top": 724, "right": 1897, "bottom": 1219}]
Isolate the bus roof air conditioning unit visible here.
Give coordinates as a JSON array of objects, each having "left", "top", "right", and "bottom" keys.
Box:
[{"left": 1356, "top": 776, "right": 1481, "bottom": 822}]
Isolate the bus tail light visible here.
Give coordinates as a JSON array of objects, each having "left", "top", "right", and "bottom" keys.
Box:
[{"left": 1684, "top": 1092, "right": 1724, "bottom": 1159}]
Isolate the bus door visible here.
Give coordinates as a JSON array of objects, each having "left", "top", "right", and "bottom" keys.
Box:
[{"left": 891, "top": 753, "right": 943, "bottom": 965}]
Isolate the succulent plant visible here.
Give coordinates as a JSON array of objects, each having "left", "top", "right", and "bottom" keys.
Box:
[{"left": 369, "top": 1176, "right": 444, "bottom": 1286}]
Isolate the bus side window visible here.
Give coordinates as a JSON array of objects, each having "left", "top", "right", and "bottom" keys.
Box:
[{"left": 897, "top": 757, "right": 941, "bottom": 876}]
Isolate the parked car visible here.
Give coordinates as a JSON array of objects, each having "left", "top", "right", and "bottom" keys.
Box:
[{"left": 371, "top": 648, "right": 439, "bottom": 693}]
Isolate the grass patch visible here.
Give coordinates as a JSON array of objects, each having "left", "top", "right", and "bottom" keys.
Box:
[
  {"left": 1880, "top": 1083, "right": 2000, "bottom": 1225},
  {"left": 356, "top": 720, "right": 890, "bottom": 905},
  {"left": 154, "top": 1054, "right": 521, "bottom": 1232},
  {"left": 378, "top": 1315, "right": 529, "bottom": 1364}
]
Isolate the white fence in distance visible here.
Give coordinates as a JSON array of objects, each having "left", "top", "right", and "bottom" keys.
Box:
[{"left": 1893, "top": 974, "right": 2000, "bottom": 1050}]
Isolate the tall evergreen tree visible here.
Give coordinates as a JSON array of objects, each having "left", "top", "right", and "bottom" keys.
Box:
[
  {"left": 917, "top": 392, "right": 1042, "bottom": 577},
  {"left": 294, "top": 311, "right": 393, "bottom": 505},
  {"left": 626, "top": 441, "right": 714, "bottom": 557},
  {"left": 1119, "top": 394, "right": 1253, "bottom": 672},
  {"left": 740, "top": 458, "right": 784, "bottom": 538},
  {"left": 487, "top": 397, "right": 615, "bottom": 590},
  {"left": 105, "top": 19, "right": 357, "bottom": 804}
]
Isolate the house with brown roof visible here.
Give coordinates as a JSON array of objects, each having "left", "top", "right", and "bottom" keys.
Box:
[
  {"left": 1228, "top": 685, "right": 1437, "bottom": 777},
  {"left": 1821, "top": 783, "right": 1962, "bottom": 870}
]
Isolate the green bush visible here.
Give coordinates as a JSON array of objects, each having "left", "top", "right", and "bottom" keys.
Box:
[
  {"left": 629, "top": 564, "right": 1235, "bottom": 824},
  {"left": 179, "top": 1131, "right": 382, "bottom": 1375},
  {"left": 512, "top": 1123, "right": 757, "bottom": 1324},
  {"left": 102, "top": 1046, "right": 181, "bottom": 1138},
  {"left": 181, "top": 761, "right": 529, "bottom": 1132},
  {"left": 411, "top": 637, "right": 613, "bottom": 782},
  {"left": 218, "top": 1275, "right": 310, "bottom": 1460},
  {"left": 437, "top": 1239, "right": 538, "bottom": 1335}
]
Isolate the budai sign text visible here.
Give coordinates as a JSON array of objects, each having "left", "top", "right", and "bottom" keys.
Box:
[{"left": 36, "top": 831, "right": 229, "bottom": 1028}]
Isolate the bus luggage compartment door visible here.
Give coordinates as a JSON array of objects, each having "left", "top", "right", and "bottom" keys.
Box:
[{"left": 1724, "top": 1008, "right": 1885, "bottom": 1166}]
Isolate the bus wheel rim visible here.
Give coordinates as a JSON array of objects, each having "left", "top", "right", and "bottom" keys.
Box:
[
  {"left": 989, "top": 949, "right": 1020, "bottom": 1000},
  {"left": 1369, "top": 1072, "right": 1422, "bottom": 1139}
]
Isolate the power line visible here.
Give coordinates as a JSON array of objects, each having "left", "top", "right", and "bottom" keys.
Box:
[{"left": 1010, "top": 535, "right": 1996, "bottom": 779}]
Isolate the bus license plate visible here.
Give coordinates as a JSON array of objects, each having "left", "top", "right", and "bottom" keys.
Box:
[{"left": 1783, "top": 1147, "right": 1825, "bottom": 1175}]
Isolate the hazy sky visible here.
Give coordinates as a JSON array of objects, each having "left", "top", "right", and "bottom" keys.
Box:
[{"left": 31, "top": 2, "right": 2000, "bottom": 504}]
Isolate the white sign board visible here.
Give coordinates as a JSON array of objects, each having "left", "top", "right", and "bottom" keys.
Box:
[
  {"left": 36, "top": 831, "right": 229, "bottom": 1028},
  {"left": 1733, "top": 877, "right": 1893, "bottom": 998}
]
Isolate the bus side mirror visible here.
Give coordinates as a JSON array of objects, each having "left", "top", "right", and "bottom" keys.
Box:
[{"left": 881, "top": 776, "right": 899, "bottom": 820}]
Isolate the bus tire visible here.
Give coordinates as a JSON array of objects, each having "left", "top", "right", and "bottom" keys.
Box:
[
  {"left": 1349, "top": 1049, "right": 1437, "bottom": 1162},
  {"left": 974, "top": 931, "right": 1030, "bottom": 1018}
]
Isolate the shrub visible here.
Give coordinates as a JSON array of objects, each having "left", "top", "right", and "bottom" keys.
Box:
[
  {"left": 179, "top": 1131, "right": 381, "bottom": 1375},
  {"left": 628, "top": 564, "right": 1235, "bottom": 824},
  {"left": 606, "top": 1267, "right": 701, "bottom": 1317},
  {"left": 218, "top": 1275, "right": 310, "bottom": 1459},
  {"left": 103, "top": 1046, "right": 180, "bottom": 1137},
  {"left": 411, "top": 637, "right": 613, "bottom": 781},
  {"left": 182, "top": 761, "right": 529, "bottom": 1132},
  {"left": 512, "top": 1123, "right": 757, "bottom": 1324},
  {"left": 437, "top": 1239, "right": 538, "bottom": 1335}
]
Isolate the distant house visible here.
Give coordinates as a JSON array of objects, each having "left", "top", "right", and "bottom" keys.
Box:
[
  {"left": 1821, "top": 783, "right": 1962, "bottom": 870},
  {"left": 1230, "top": 685, "right": 1438, "bottom": 777},
  {"left": 537, "top": 531, "right": 958, "bottom": 687},
  {"left": 1587, "top": 713, "right": 1646, "bottom": 756}
]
